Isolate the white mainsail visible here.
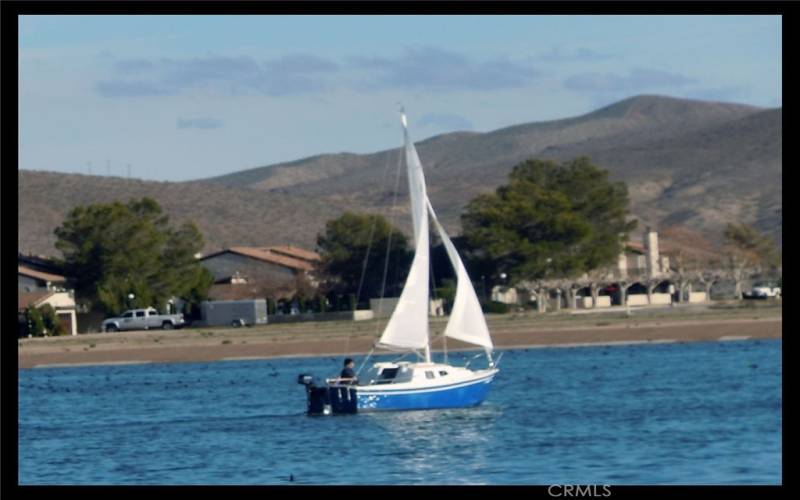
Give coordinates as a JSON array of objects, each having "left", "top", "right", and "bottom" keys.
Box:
[
  {"left": 403, "top": 113, "right": 428, "bottom": 243},
  {"left": 378, "top": 111, "right": 492, "bottom": 355},
  {"left": 376, "top": 113, "right": 430, "bottom": 350}
]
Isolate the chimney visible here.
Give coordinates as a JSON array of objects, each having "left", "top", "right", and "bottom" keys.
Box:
[
  {"left": 644, "top": 227, "right": 660, "bottom": 278},
  {"left": 617, "top": 251, "right": 628, "bottom": 279}
]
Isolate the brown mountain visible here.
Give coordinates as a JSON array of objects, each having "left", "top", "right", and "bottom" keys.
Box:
[
  {"left": 18, "top": 95, "right": 781, "bottom": 258},
  {"left": 18, "top": 173, "right": 351, "bottom": 257}
]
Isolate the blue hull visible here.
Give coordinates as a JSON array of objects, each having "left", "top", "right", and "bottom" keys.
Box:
[{"left": 357, "top": 374, "right": 495, "bottom": 411}]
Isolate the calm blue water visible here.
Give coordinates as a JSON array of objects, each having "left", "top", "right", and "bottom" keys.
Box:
[{"left": 19, "top": 339, "right": 781, "bottom": 485}]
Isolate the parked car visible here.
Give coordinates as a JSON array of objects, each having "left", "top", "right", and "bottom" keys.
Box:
[
  {"left": 745, "top": 283, "right": 781, "bottom": 299},
  {"left": 103, "top": 307, "right": 185, "bottom": 332}
]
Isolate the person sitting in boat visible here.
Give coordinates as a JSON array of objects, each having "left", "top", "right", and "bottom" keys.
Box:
[{"left": 337, "top": 358, "right": 358, "bottom": 385}]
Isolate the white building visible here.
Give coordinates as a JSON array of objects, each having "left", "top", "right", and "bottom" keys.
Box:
[
  {"left": 18, "top": 290, "right": 78, "bottom": 336},
  {"left": 617, "top": 228, "right": 670, "bottom": 279},
  {"left": 18, "top": 265, "right": 78, "bottom": 336}
]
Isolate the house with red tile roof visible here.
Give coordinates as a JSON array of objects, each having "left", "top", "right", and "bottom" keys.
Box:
[
  {"left": 198, "top": 245, "right": 320, "bottom": 301},
  {"left": 264, "top": 245, "right": 321, "bottom": 265}
]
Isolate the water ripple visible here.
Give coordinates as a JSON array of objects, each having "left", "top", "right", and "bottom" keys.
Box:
[{"left": 19, "top": 340, "right": 782, "bottom": 485}]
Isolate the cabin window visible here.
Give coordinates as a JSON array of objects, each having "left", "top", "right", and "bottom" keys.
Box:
[
  {"left": 439, "top": 371, "right": 448, "bottom": 376},
  {"left": 136, "top": 311, "right": 146, "bottom": 317},
  {"left": 425, "top": 371, "right": 435, "bottom": 379},
  {"left": 379, "top": 368, "right": 399, "bottom": 380},
  {"left": 123, "top": 312, "right": 133, "bottom": 318}
]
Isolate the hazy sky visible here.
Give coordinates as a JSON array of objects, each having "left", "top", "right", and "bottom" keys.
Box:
[{"left": 19, "top": 15, "right": 781, "bottom": 182}]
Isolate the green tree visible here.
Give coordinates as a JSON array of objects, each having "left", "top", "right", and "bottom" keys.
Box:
[
  {"left": 24, "top": 306, "right": 46, "bottom": 337},
  {"left": 39, "top": 304, "right": 66, "bottom": 336},
  {"left": 462, "top": 157, "right": 636, "bottom": 284},
  {"left": 317, "top": 212, "right": 412, "bottom": 301},
  {"left": 431, "top": 234, "right": 497, "bottom": 299},
  {"left": 54, "top": 197, "right": 213, "bottom": 315}
]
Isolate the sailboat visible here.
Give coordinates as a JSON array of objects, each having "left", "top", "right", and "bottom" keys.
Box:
[{"left": 298, "top": 110, "right": 499, "bottom": 414}]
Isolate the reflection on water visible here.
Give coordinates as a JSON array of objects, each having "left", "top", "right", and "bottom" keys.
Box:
[
  {"left": 365, "top": 405, "right": 501, "bottom": 483},
  {"left": 19, "top": 340, "right": 781, "bottom": 485}
]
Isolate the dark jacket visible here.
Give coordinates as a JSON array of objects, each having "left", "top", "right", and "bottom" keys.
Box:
[{"left": 340, "top": 367, "right": 356, "bottom": 383}]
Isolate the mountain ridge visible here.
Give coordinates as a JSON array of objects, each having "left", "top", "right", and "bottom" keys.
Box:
[{"left": 19, "top": 95, "right": 781, "bottom": 257}]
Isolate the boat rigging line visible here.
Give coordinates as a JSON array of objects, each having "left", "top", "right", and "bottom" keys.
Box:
[
  {"left": 347, "top": 141, "right": 405, "bottom": 375},
  {"left": 344, "top": 145, "right": 398, "bottom": 358}
]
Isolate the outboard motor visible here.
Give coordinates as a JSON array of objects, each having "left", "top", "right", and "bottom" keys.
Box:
[
  {"left": 297, "top": 373, "right": 358, "bottom": 416},
  {"left": 297, "top": 374, "right": 315, "bottom": 386}
]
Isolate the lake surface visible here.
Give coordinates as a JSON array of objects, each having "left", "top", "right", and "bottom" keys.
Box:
[{"left": 18, "top": 339, "right": 782, "bottom": 485}]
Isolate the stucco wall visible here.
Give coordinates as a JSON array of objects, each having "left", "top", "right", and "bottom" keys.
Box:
[
  {"left": 627, "top": 294, "right": 649, "bottom": 306},
  {"left": 578, "top": 296, "right": 611, "bottom": 308},
  {"left": 688, "top": 292, "right": 708, "bottom": 303},
  {"left": 649, "top": 293, "right": 672, "bottom": 305}
]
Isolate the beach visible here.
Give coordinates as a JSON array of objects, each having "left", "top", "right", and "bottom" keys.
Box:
[{"left": 18, "top": 303, "right": 782, "bottom": 369}]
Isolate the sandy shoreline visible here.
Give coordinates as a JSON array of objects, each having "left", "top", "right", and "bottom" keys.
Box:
[{"left": 18, "top": 311, "right": 781, "bottom": 369}]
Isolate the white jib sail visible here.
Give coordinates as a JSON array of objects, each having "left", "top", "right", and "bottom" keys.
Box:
[
  {"left": 427, "top": 198, "right": 494, "bottom": 352},
  {"left": 377, "top": 113, "right": 430, "bottom": 350}
]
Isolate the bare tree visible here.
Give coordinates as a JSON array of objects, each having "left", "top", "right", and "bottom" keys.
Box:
[
  {"left": 660, "top": 225, "right": 722, "bottom": 303},
  {"left": 693, "top": 268, "right": 723, "bottom": 300},
  {"left": 723, "top": 223, "right": 780, "bottom": 300},
  {"left": 518, "top": 279, "right": 552, "bottom": 313},
  {"left": 725, "top": 250, "right": 757, "bottom": 300},
  {"left": 537, "top": 281, "right": 551, "bottom": 313},
  {"left": 617, "top": 280, "right": 630, "bottom": 310},
  {"left": 668, "top": 251, "right": 692, "bottom": 303},
  {"left": 644, "top": 278, "right": 663, "bottom": 305},
  {"left": 549, "top": 278, "right": 578, "bottom": 310},
  {"left": 584, "top": 264, "right": 617, "bottom": 308}
]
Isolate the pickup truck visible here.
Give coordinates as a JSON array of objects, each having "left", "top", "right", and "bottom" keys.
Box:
[
  {"left": 103, "top": 308, "right": 185, "bottom": 332},
  {"left": 745, "top": 283, "right": 781, "bottom": 299}
]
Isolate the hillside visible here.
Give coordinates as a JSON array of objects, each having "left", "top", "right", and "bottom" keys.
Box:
[
  {"left": 542, "top": 107, "right": 782, "bottom": 243},
  {"left": 18, "top": 95, "right": 781, "bottom": 257},
  {"left": 18, "top": 173, "right": 352, "bottom": 256},
  {"left": 203, "top": 94, "right": 780, "bottom": 243}
]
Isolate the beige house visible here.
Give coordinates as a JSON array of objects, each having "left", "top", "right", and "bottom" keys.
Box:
[
  {"left": 18, "top": 290, "right": 78, "bottom": 336},
  {"left": 18, "top": 265, "right": 79, "bottom": 336},
  {"left": 616, "top": 227, "right": 670, "bottom": 280}
]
